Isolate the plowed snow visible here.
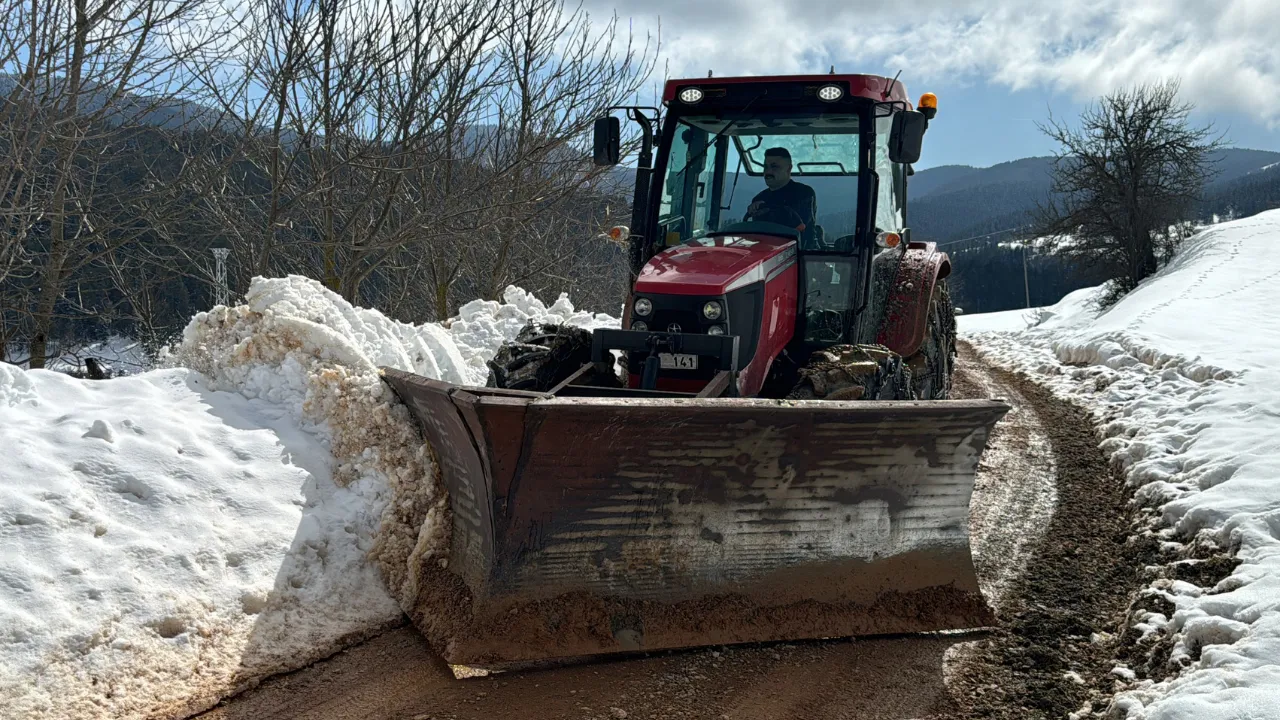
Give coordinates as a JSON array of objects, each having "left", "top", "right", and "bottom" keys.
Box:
[
  {"left": 0, "top": 276, "right": 620, "bottom": 719},
  {"left": 966, "top": 210, "right": 1280, "bottom": 719}
]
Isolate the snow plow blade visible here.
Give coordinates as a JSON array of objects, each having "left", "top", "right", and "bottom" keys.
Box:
[{"left": 381, "top": 368, "right": 1010, "bottom": 666}]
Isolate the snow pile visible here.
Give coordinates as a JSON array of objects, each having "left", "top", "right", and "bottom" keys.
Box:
[
  {"left": 962, "top": 209, "right": 1280, "bottom": 719},
  {"left": 1, "top": 275, "right": 614, "bottom": 719},
  {"left": 0, "top": 366, "right": 407, "bottom": 720},
  {"left": 231, "top": 276, "right": 472, "bottom": 386},
  {"left": 0, "top": 362, "right": 39, "bottom": 406},
  {"left": 171, "top": 275, "right": 454, "bottom": 683},
  {"left": 447, "top": 285, "right": 621, "bottom": 382}
]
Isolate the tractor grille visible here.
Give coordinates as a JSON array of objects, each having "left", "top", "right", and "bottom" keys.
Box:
[
  {"left": 628, "top": 302, "right": 719, "bottom": 381},
  {"left": 650, "top": 309, "right": 703, "bottom": 335}
]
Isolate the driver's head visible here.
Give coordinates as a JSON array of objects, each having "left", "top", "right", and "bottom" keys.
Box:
[{"left": 763, "top": 147, "right": 792, "bottom": 189}]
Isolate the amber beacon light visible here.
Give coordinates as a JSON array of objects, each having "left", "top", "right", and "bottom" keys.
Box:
[{"left": 919, "top": 92, "right": 938, "bottom": 119}]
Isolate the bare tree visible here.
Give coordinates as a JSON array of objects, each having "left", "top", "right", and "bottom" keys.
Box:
[
  {"left": 2, "top": 0, "right": 656, "bottom": 366},
  {"left": 1036, "top": 79, "right": 1224, "bottom": 303},
  {"left": 469, "top": 0, "right": 652, "bottom": 299},
  {"left": 193, "top": 0, "right": 654, "bottom": 321},
  {"left": 191, "top": 0, "right": 509, "bottom": 304},
  {"left": 416, "top": 0, "right": 654, "bottom": 319},
  {"left": 0, "top": 0, "right": 228, "bottom": 367}
]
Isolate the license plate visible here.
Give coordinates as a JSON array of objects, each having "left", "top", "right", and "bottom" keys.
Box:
[{"left": 659, "top": 353, "right": 698, "bottom": 370}]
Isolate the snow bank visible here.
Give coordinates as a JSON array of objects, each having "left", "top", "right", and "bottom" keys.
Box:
[
  {"left": 0, "top": 275, "right": 616, "bottom": 719},
  {"left": 448, "top": 285, "right": 621, "bottom": 382},
  {"left": 957, "top": 286, "right": 1105, "bottom": 335},
  {"left": 958, "top": 307, "right": 1040, "bottom": 333},
  {"left": 0, "top": 366, "right": 407, "bottom": 720},
  {"left": 962, "top": 209, "right": 1280, "bottom": 719}
]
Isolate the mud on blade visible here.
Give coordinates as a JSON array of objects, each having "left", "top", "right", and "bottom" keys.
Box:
[{"left": 381, "top": 369, "right": 1010, "bottom": 666}]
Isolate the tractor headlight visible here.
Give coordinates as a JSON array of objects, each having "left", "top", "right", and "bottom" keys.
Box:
[
  {"left": 707, "top": 324, "right": 726, "bottom": 336},
  {"left": 633, "top": 297, "right": 652, "bottom": 316},
  {"left": 817, "top": 84, "right": 844, "bottom": 102},
  {"left": 631, "top": 320, "right": 648, "bottom": 332},
  {"left": 702, "top": 301, "right": 723, "bottom": 320}
]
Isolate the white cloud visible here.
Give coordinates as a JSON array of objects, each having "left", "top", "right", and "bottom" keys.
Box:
[{"left": 589, "top": 0, "right": 1280, "bottom": 125}]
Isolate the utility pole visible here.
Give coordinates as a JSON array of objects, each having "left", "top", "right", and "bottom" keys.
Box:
[{"left": 212, "top": 248, "right": 231, "bottom": 307}]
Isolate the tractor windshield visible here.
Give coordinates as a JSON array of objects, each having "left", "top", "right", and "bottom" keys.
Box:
[
  {"left": 735, "top": 133, "right": 860, "bottom": 175},
  {"left": 656, "top": 112, "right": 887, "bottom": 251}
]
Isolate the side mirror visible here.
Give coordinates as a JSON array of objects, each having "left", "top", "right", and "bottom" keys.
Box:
[
  {"left": 888, "top": 110, "right": 927, "bottom": 164},
  {"left": 593, "top": 116, "right": 620, "bottom": 166}
]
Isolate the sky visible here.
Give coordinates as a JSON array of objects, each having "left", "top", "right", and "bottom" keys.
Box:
[{"left": 588, "top": 0, "right": 1280, "bottom": 169}]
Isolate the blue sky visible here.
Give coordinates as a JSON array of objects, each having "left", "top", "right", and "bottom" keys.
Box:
[
  {"left": 907, "top": 80, "right": 1280, "bottom": 169},
  {"left": 589, "top": 0, "right": 1280, "bottom": 169}
]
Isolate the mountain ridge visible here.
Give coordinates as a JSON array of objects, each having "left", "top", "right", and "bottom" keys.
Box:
[{"left": 905, "top": 148, "right": 1280, "bottom": 242}]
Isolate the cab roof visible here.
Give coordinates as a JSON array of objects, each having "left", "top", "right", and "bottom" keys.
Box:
[{"left": 662, "top": 74, "right": 911, "bottom": 107}]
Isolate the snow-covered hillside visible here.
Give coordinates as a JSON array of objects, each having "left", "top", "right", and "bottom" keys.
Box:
[
  {"left": 0, "top": 277, "right": 618, "bottom": 720},
  {"left": 963, "top": 209, "right": 1280, "bottom": 720}
]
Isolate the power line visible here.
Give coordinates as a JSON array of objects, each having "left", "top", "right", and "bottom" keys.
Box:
[
  {"left": 932, "top": 223, "right": 1038, "bottom": 308},
  {"left": 935, "top": 224, "right": 1032, "bottom": 248}
]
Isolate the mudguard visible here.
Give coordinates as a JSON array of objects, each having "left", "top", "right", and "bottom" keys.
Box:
[{"left": 875, "top": 241, "right": 952, "bottom": 358}]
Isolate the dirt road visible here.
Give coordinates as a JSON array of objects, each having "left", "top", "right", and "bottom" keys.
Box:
[
  {"left": 199, "top": 627, "right": 969, "bottom": 720},
  {"left": 195, "top": 345, "right": 1120, "bottom": 720}
]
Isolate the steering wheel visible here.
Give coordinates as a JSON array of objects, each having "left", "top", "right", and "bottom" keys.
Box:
[{"left": 747, "top": 204, "right": 805, "bottom": 230}]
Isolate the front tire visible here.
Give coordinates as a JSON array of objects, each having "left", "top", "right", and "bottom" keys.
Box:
[
  {"left": 487, "top": 323, "right": 614, "bottom": 392},
  {"left": 787, "top": 344, "right": 915, "bottom": 401},
  {"left": 906, "top": 280, "right": 957, "bottom": 400}
]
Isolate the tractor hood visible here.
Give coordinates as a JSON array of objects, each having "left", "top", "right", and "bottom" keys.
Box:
[{"left": 634, "top": 235, "right": 797, "bottom": 296}]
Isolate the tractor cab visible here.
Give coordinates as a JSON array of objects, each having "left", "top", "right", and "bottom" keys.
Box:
[
  {"left": 657, "top": 109, "right": 872, "bottom": 251},
  {"left": 593, "top": 74, "right": 937, "bottom": 397}
]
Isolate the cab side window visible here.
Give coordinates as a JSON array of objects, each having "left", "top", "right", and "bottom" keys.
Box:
[{"left": 659, "top": 124, "right": 720, "bottom": 245}]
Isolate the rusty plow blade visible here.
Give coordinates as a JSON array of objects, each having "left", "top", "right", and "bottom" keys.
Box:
[{"left": 381, "top": 368, "right": 1010, "bottom": 667}]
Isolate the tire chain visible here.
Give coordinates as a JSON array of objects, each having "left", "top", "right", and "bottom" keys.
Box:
[
  {"left": 487, "top": 323, "right": 596, "bottom": 391},
  {"left": 786, "top": 343, "right": 916, "bottom": 401}
]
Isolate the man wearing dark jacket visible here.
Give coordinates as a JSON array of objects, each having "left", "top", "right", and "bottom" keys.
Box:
[{"left": 745, "top": 147, "right": 817, "bottom": 244}]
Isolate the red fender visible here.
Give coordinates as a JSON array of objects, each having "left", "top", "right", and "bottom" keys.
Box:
[{"left": 875, "top": 241, "right": 951, "bottom": 358}]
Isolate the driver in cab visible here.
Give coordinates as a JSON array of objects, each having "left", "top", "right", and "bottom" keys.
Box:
[{"left": 745, "top": 147, "right": 817, "bottom": 246}]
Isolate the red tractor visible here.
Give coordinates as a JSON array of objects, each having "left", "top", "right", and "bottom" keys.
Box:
[
  {"left": 382, "top": 74, "right": 1007, "bottom": 668},
  {"left": 489, "top": 74, "right": 955, "bottom": 403}
]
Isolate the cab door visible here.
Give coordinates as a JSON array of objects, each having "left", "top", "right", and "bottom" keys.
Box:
[{"left": 657, "top": 123, "right": 728, "bottom": 246}]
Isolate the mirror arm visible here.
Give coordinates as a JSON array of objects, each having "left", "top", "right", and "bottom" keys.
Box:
[{"left": 621, "top": 108, "right": 658, "bottom": 280}]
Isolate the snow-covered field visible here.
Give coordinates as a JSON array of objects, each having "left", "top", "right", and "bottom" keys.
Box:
[
  {"left": 0, "top": 277, "right": 618, "bottom": 720},
  {"left": 963, "top": 209, "right": 1280, "bottom": 719}
]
